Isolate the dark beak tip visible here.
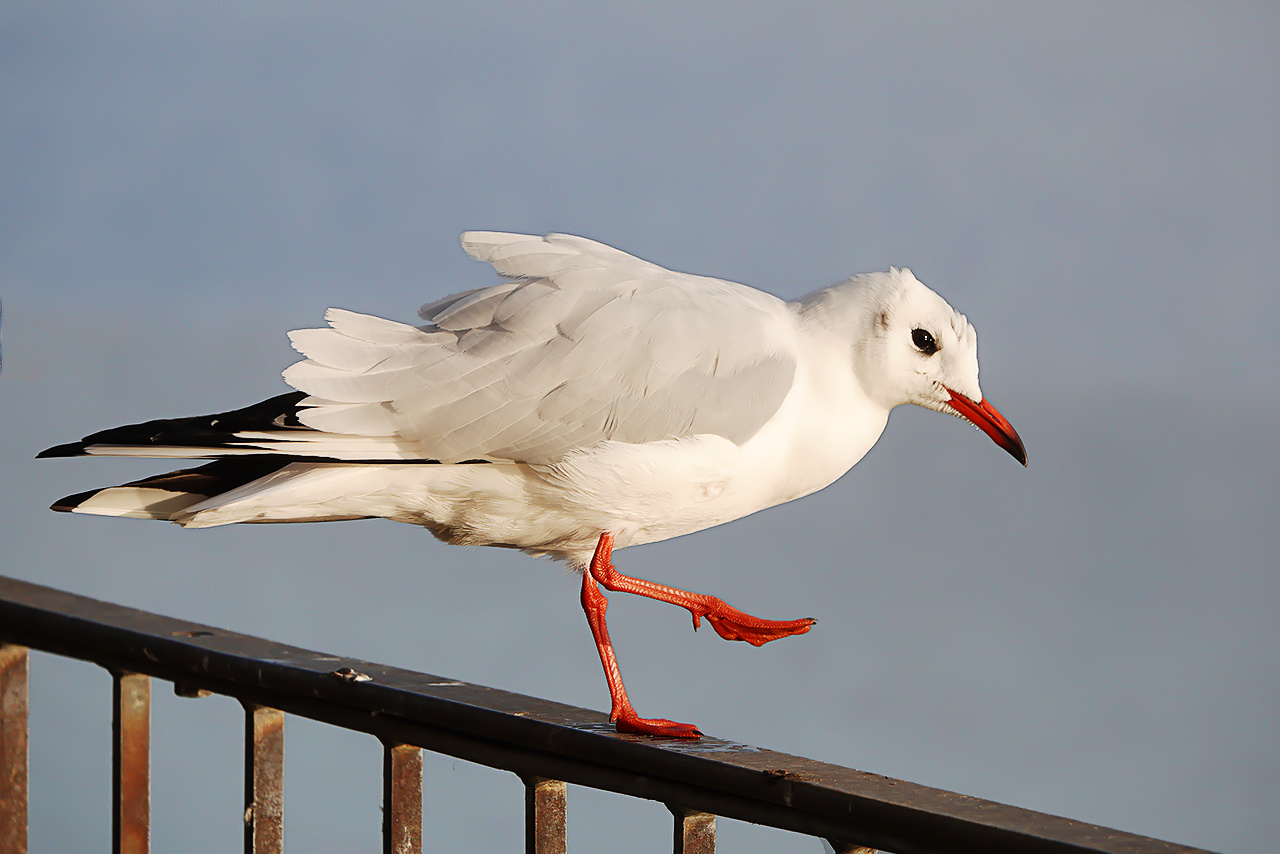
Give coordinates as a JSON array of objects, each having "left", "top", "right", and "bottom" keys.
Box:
[
  {"left": 1005, "top": 431, "right": 1028, "bottom": 467},
  {"left": 1005, "top": 431, "right": 1028, "bottom": 468}
]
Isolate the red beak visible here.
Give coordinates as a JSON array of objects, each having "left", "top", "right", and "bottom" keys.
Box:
[{"left": 944, "top": 388, "right": 1028, "bottom": 466}]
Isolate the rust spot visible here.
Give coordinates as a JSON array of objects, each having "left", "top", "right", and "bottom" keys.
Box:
[
  {"left": 329, "top": 667, "right": 373, "bottom": 683},
  {"left": 764, "top": 768, "right": 805, "bottom": 780}
]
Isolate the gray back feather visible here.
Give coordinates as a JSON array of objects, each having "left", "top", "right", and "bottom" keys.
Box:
[{"left": 284, "top": 233, "right": 797, "bottom": 464}]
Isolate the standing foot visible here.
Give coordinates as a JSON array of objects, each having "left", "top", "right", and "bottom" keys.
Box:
[
  {"left": 614, "top": 712, "right": 703, "bottom": 739},
  {"left": 581, "top": 548, "right": 703, "bottom": 739}
]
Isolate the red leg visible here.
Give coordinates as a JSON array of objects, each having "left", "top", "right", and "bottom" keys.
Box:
[
  {"left": 580, "top": 538, "right": 702, "bottom": 738},
  {"left": 588, "top": 532, "right": 816, "bottom": 647}
]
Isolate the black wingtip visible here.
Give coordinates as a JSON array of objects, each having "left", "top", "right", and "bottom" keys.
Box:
[
  {"left": 50, "top": 488, "right": 100, "bottom": 513},
  {"left": 37, "top": 442, "right": 89, "bottom": 459},
  {"left": 37, "top": 392, "right": 312, "bottom": 460}
]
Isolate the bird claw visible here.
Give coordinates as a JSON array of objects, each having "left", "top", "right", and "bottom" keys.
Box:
[
  {"left": 706, "top": 614, "right": 816, "bottom": 646},
  {"left": 688, "top": 600, "right": 816, "bottom": 646}
]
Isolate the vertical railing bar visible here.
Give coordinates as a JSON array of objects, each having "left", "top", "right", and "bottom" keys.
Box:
[
  {"left": 382, "top": 742, "right": 422, "bottom": 854},
  {"left": 112, "top": 670, "right": 150, "bottom": 854},
  {"left": 520, "top": 775, "right": 566, "bottom": 854},
  {"left": 668, "top": 805, "right": 715, "bottom": 854},
  {"left": 242, "top": 703, "right": 284, "bottom": 854},
  {"left": 0, "top": 644, "right": 29, "bottom": 854}
]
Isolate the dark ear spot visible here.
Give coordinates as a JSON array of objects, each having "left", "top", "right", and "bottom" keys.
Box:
[{"left": 878, "top": 310, "right": 889, "bottom": 331}]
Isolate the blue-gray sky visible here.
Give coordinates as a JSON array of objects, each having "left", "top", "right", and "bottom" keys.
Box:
[{"left": 3, "top": 4, "right": 1277, "bottom": 852}]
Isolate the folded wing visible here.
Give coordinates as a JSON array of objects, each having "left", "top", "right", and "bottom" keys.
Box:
[{"left": 286, "top": 232, "right": 798, "bottom": 465}]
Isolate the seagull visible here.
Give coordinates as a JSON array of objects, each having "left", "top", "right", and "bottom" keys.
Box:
[{"left": 40, "top": 231, "right": 1026, "bottom": 737}]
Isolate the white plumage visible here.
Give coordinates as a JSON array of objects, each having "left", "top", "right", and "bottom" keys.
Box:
[{"left": 44, "top": 231, "right": 1025, "bottom": 563}]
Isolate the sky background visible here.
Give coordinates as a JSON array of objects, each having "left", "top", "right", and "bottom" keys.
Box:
[{"left": 3, "top": 3, "right": 1278, "bottom": 852}]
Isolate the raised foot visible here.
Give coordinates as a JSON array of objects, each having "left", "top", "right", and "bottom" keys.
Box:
[
  {"left": 615, "top": 712, "right": 703, "bottom": 739},
  {"left": 695, "top": 603, "right": 817, "bottom": 647}
]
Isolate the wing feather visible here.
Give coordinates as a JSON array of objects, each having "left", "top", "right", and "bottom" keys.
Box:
[
  {"left": 430, "top": 282, "right": 523, "bottom": 330},
  {"left": 284, "top": 232, "right": 798, "bottom": 464}
]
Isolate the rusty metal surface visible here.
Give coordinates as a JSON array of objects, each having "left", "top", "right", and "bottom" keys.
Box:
[
  {"left": 112, "top": 671, "right": 150, "bottom": 854},
  {"left": 521, "top": 776, "right": 566, "bottom": 854},
  {"left": 243, "top": 703, "right": 284, "bottom": 854},
  {"left": 383, "top": 743, "right": 422, "bottom": 854},
  {"left": 1, "top": 644, "right": 29, "bottom": 854},
  {"left": 670, "top": 806, "right": 716, "bottom": 854},
  {"left": 0, "top": 574, "right": 1220, "bottom": 854}
]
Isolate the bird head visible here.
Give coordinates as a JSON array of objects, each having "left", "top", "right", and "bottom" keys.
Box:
[{"left": 847, "top": 268, "right": 1027, "bottom": 466}]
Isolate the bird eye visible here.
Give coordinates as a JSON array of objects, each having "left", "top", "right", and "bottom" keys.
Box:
[{"left": 911, "top": 328, "right": 937, "bottom": 354}]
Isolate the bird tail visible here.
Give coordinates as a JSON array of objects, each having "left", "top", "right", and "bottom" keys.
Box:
[
  {"left": 49, "top": 457, "right": 383, "bottom": 527},
  {"left": 38, "top": 392, "right": 410, "bottom": 525}
]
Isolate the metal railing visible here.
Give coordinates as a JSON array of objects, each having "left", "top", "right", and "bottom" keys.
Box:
[{"left": 0, "top": 574, "right": 1214, "bottom": 854}]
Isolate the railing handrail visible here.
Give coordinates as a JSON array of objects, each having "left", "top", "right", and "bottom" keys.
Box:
[{"left": 0, "top": 574, "right": 1214, "bottom": 854}]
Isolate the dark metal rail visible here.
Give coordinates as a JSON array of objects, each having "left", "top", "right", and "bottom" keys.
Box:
[{"left": 0, "top": 575, "right": 1215, "bottom": 854}]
